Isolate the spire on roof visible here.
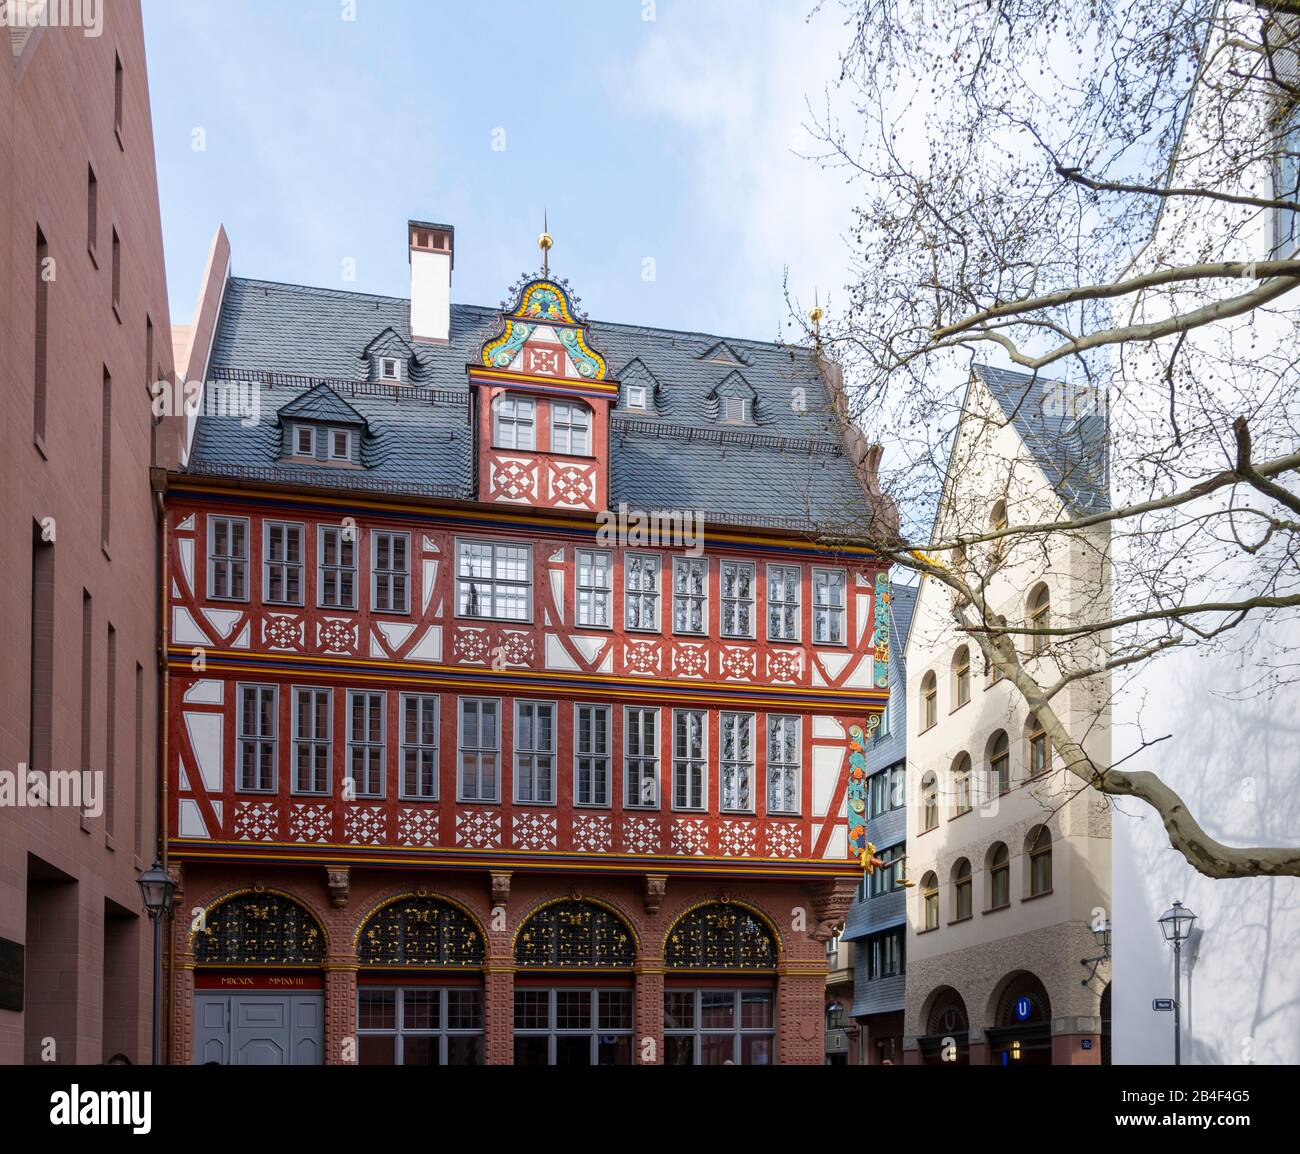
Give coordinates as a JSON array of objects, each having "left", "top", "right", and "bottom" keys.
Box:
[{"left": 538, "top": 209, "right": 553, "bottom": 278}]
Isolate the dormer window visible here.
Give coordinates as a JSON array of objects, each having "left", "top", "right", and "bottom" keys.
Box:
[
  {"left": 493, "top": 395, "right": 535, "bottom": 450},
  {"left": 294, "top": 425, "right": 315, "bottom": 456},
  {"left": 627, "top": 384, "right": 647, "bottom": 410},
  {"left": 329, "top": 429, "right": 353, "bottom": 461},
  {"left": 379, "top": 357, "right": 402, "bottom": 382},
  {"left": 551, "top": 400, "right": 591, "bottom": 455},
  {"left": 721, "top": 396, "right": 752, "bottom": 424}
]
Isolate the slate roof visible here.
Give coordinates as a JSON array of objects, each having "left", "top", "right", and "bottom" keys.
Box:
[
  {"left": 188, "top": 277, "right": 869, "bottom": 528},
  {"left": 971, "top": 364, "right": 1109, "bottom": 514},
  {"left": 277, "top": 382, "right": 369, "bottom": 428}
]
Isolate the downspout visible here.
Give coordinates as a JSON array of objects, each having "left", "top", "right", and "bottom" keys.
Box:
[{"left": 150, "top": 465, "right": 172, "bottom": 1062}]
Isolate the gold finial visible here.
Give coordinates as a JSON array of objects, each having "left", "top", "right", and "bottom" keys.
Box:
[
  {"left": 810, "top": 289, "right": 824, "bottom": 338},
  {"left": 538, "top": 209, "right": 553, "bottom": 277}
]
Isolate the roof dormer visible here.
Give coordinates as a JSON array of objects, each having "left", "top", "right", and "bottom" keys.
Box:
[
  {"left": 706, "top": 370, "right": 762, "bottom": 425},
  {"left": 468, "top": 269, "right": 616, "bottom": 511},
  {"left": 277, "top": 383, "right": 368, "bottom": 467}
]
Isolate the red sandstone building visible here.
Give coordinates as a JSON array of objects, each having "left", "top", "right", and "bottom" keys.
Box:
[
  {"left": 0, "top": 4, "right": 178, "bottom": 1064},
  {"left": 158, "top": 220, "right": 894, "bottom": 1065}
]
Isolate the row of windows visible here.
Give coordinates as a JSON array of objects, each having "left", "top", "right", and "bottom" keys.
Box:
[
  {"left": 204, "top": 516, "right": 850, "bottom": 642},
  {"left": 919, "top": 828, "right": 1053, "bottom": 930},
  {"left": 918, "top": 718, "right": 1053, "bottom": 832},
  {"left": 355, "top": 987, "right": 775, "bottom": 1066},
  {"left": 918, "top": 585, "right": 1051, "bottom": 730},
  {"left": 236, "top": 685, "right": 804, "bottom": 814}
]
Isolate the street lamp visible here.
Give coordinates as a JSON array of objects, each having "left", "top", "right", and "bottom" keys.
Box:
[
  {"left": 1158, "top": 901, "right": 1197, "bottom": 1066},
  {"left": 137, "top": 861, "right": 177, "bottom": 1066}
]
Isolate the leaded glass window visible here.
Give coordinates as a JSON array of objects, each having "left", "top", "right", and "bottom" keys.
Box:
[
  {"left": 624, "top": 553, "right": 661, "bottom": 630},
  {"left": 766, "top": 714, "right": 799, "bottom": 814},
  {"left": 672, "top": 557, "right": 707, "bottom": 634},
  {"left": 514, "top": 700, "right": 555, "bottom": 804},
  {"left": 357, "top": 897, "right": 484, "bottom": 966},
  {"left": 193, "top": 893, "right": 324, "bottom": 965},
  {"left": 767, "top": 564, "right": 800, "bottom": 641},
  {"left": 550, "top": 400, "right": 591, "bottom": 455},
  {"left": 574, "top": 703, "right": 611, "bottom": 807},
  {"left": 624, "top": 707, "right": 659, "bottom": 808},
  {"left": 456, "top": 540, "right": 531, "bottom": 621},
  {"left": 493, "top": 394, "right": 535, "bottom": 450},
  {"left": 720, "top": 561, "right": 754, "bottom": 638},
  {"left": 318, "top": 525, "right": 356, "bottom": 609},
  {"left": 719, "top": 711, "right": 754, "bottom": 812},
  {"left": 673, "top": 709, "right": 706, "bottom": 810},
  {"left": 575, "top": 549, "right": 612, "bottom": 627},
  {"left": 514, "top": 901, "right": 636, "bottom": 968},
  {"left": 812, "top": 567, "right": 846, "bottom": 644},
  {"left": 664, "top": 904, "right": 777, "bottom": 969}
]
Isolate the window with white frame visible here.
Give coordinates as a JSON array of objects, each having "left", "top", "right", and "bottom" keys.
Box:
[
  {"left": 208, "top": 516, "right": 249, "bottom": 600},
  {"left": 624, "top": 707, "right": 659, "bottom": 808},
  {"left": 329, "top": 429, "right": 352, "bottom": 461},
  {"left": 720, "top": 561, "right": 755, "bottom": 638},
  {"left": 318, "top": 525, "right": 357, "bottom": 609},
  {"left": 371, "top": 531, "right": 410, "bottom": 614},
  {"left": 264, "top": 521, "right": 304, "bottom": 605},
  {"left": 293, "top": 425, "right": 315, "bottom": 457},
  {"left": 624, "top": 553, "right": 661, "bottom": 631},
  {"left": 292, "top": 687, "right": 331, "bottom": 795},
  {"left": 237, "top": 683, "right": 277, "bottom": 792},
  {"left": 379, "top": 356, "right": 402, "bottom": 382},
  {"left": 493, "top": 395, "right": 535, "bottom": 450},
  {"left": 673, "top": 709, "right": 706, "bottom": 810},
  {"left": 458, "top": 698, "right": 499, "bottom": 802},
  {"left": 575, "top": 549, "right": 612, "bottom": 627},
  {"left": 550, "top": 401, "right": 591, "bottom": 455},
  {"left": 720, "top": 396, "right": 751, "bottom": 423},
  {"left": 574, "top": 703, "right": 611, "bottom": 807},
  {"left": 457, "top": 540, "right": 531, "bottom": 621},
  {"left": 766, "top": 715, "right": 799, "bottom": 814},
  {"left": 766, "top": 564, "right": 800, "bottom": 641},
  {"left": 347, "top": 690, "right": 385, "bottom": 798},
  {"left": 626, "top": 384, "right": 646, "bottom": 409},
  {"left": 400, "top": 694, "right": 439, "bottom": 800},
  {"left": 719, "top": 712, "right": 754, "bottom": 812},
  {"left": 672, "top": 557, "right": 708, "bottom": 634},
  {"left": 514, "top": 701, "right": 555, "bottom": 804},
  {"left": 811, "top": 568, "right": 846, "bottom": 644}
]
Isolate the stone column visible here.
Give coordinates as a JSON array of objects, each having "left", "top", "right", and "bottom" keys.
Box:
[
  {"left": 171, "top": 957, "right": 194, "bottom": 1066},
  {"left": 484, "top": 962, "right": 515, "bottom": 1065},
  {"left": 325, "top": 961, "right": 357, "bottom": 1065},
  {"left": 777, "top": 964, "right": 825, "bottom": 1065},
  {"left": 634, "top": 963, "right": 664, "bottom": 1065}
]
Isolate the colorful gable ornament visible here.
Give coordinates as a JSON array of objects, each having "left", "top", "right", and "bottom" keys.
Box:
[
  {"left": 475, "top": 277, "right": 613, "bottom": 396},
  {"left": 871, "top": 573, "right": 891, "bottom": 690}
]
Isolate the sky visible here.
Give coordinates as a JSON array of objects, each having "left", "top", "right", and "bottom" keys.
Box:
[{"left": 142, "top": 0, "right": 864, "bottom": 344}]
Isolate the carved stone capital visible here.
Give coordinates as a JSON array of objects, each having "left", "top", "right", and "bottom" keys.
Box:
[
  {"left": 807, "top": 878, "right": 858, "bottom": 942},
  {"left": 643, "top": 874, "right": 668, "bottom": 916},
  {"left": 490, "top": 871, "right": 512, "bottom": 909},
  {"left": 326, "top": 867, "right": 350, "bottom": 908}
]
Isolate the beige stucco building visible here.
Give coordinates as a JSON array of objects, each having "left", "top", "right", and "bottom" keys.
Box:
[{"left": 901, "top": 364, "right": 1112, "bottom": 1065}]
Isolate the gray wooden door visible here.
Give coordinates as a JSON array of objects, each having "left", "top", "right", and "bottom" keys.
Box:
[{"left": 194, "top": 992, "right": 324, "bottom": 1065}]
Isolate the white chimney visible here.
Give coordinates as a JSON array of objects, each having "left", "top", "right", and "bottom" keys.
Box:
[{"left": 408, "top": 220, "right": 454, "bottom": 344}]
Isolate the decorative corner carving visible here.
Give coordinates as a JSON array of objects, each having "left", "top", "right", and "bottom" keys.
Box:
[
  {"left": 644, "top": 875, "right": 668, "bottom": 915},
  {"left": 490, "top": 871, "right": 512, "bottom": 909},
  {"left": 326, "top": 867, "right": 350, "bottom": 908},
  {"left": 808, "top": 879, "right": 858, "bottom": 942}
]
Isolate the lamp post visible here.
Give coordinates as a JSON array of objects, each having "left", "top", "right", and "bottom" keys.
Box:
[
  {"left": 1158, "top": 901, "right": 1197, "bottom": 1066},
  {"left": 137, "top": 861, "right": 177, "bottom": 1066}
]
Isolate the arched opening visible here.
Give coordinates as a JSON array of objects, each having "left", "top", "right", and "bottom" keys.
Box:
[
  {"left": 921, "top": 771, "right": 939, "bottom": 831},
  {"left": 513, "top": 899, "right": 636, "bottom": 1066},
  {"left": 987, "top": 971, "right": 1053, "bottom": 1066},
  {"left": 1027, "top": 583, "right": 1051, "bottom": 655},
  {"left": 1026, "top": 825, "right": 1053, "bottom": 897},
  {"left": 987, "top": 730, "right": 1010, "bottom": 797},
  {"left": 920, "top": 671, "right": 938, "bottom": 730},
  {"left": 663, "top": 903, "right": 778, "bottom": 1065},
  {"left": 920, "top": 871, "right": 940, "bottom": 931},
  {"left": 1026, "top": 712, "right": 1051, "bottom": 778},
  {"left": 919, "top": 986, "right": 969, "bottom": 1065},
  {"left": 989, "top": 499, "right": 1009, "bottom": 562},
  {"left": 952, "top": 752, "right": 973, "bottom": 815},
  {"left": 952, "top": 645, "right": 971, "bottom": 709},
  {"left": 354, "top": 895, "right": 486, "bottom": 1066},
  {"left": 986, "top": 842, "right": 1011, "bottom": 911},
  {"left": 190, "top": 890, "right": 326, "bottom": 1066},
  {"left": 951, "top": 858, "right": 973, "bottom": 922}
]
